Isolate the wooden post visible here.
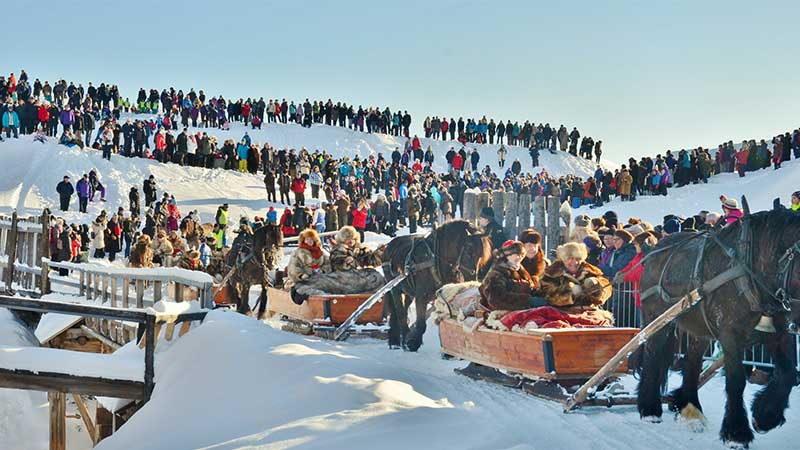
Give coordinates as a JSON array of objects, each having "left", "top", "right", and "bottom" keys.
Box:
[
  {"left": 3, "top": 211, "right": 19, "bottom": 290},
  {"left": 79, "top": 270, "right": 85, "bottom": 297},
  {"left": 503, "top": 191, "right": 518, "bottom": 239},
  {"left": 102, "top": 276, "right": 109, "bottom": 304},
  {"left": 122, "top": 278, "right": 130, "bottom": 308},
  {"left": 86, "top": 271, "right": 93, "bottom": 300},
  {"left": 174, "top": 283, "right": 184, "bottom": 303},
  {"left": 135, "top": 280, "right": 144, "bottom": 308},
  {"left": 143, "top": 313, "right": 156, "bottom": 403},
  {"left": 546, "top": 196, "right": 562, "bottom": 254},
  {"left": 491, "top": 190, "right": 505, "bottom": 226},
  {"left": 40, "top": 260, "right": 50, "bottom": 295},
  {"left": 110, "top": 277, "right": 118, "bottom": 307},
  {"left": 95, "top": 404, "right": 114, "bottom": 441},
  {"left": 39, "top": 210, "right": 51, "bottom": 294},
  {"left": 476, "top": 192, "right": 490, "bottom": 227},
  {"left": 94, "top": 274, "right": 101, "bottom": 300},
  {"left": 462, "top": 191, "right": 477, "bottom": 224},
  {"left": 153, "top": 281, "right": 162, "bottom": 302},
  {"left": 533, "top": 196, "right": 546, "bottom": 240},
  {"left": 518, "top": 193, "right": 532, "bottom": 233},
  {"left": 48, "top": 391, "right": 66, "bottom": 450},
  {"left": 201, "top": 283, "right": 214, "bottom": 309},
  {"left": 72, "top": 394, "right": 97, "bottom": 445}
]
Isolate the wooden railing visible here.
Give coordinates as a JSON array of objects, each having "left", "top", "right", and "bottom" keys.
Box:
[{"left": 0, "top": 210, "right": 50, "bottom": 291}]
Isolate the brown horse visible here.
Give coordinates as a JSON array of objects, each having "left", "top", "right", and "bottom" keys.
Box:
[
  {"left": 637, "top": 208, "right": 800, "bottom": 448},
  {"left": 224, "top": 223, "right": 283, "bottom": 316},
  {"left": 382, "top": 220, "right": 492, "bottom": 351}
]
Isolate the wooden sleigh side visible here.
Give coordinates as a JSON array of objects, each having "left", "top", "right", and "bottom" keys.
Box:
[
  {"left": 264, "top": 287, "right": 386, "bottom": 338},
  {"left": 439, "top": 318, "right": 640, "bottom": 406}
]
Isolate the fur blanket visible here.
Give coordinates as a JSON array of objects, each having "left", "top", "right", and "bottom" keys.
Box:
[
  {"left": 293, "top": 268, "right": 385, "bottom": 297},
  {"left": 433, "top": 281, "right": 482, "bottom": 323},
  {"left": 488, "top": 306, "right": 614, "bottom": 332}
]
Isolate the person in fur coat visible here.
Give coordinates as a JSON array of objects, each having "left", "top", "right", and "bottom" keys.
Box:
[
  {"left": 519, "top": 229, "right": 548, "bottom": 288},
  {"left": 540, "top": 242, "right": 612, "bottom": 308},
  {"left": 128, "top": 234, "right": 154, "bottom": 268},
  {"left": 479, "top": 240, "right": 536, "bottom": 311},
  {"left": 285, "top": 229, "right": 331, "bottom": 289},
  {"left": 176, "top": 249, "right": 203, "bottom": 271},
  {"left": 329, "top": 226, "right": 382, "bottom": 272}
]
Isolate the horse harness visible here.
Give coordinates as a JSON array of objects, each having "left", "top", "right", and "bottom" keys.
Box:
[
  {"left": 394, "top": 230, "right": 477, "bottom": 292},
  {"left": 641, "top": 216, "right": 800, "bottom": 325}
]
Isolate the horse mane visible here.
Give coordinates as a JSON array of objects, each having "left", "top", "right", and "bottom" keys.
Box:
[
  {"left": 718, "top": 209, "right": 800, "bottom": 275},
  {"left": 432, "top": 219, "right": 492, "bottom": 272}
]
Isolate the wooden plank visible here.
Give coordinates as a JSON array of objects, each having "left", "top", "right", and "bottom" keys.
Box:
[
  {"left": 94, "top": 274, "right": 101, "bottom": 301},
  {"left": 79, "top": 271, "right": 85, "bottom": 297},
  {"left": 546, "top": 196, "right": 562, "bottom": 254},
  {"left": 491, "top": 190, "right": 505, "bottom": 227},
  {"left": 266, "top": 287, "right": 383, "bottom": 326},
  {"left": 174, "top": 283, "right": 184, "bottom": 302},
  {"left": 110, "top": 277, "right": 118, "bottom": 307},
  {"left": 153, "top": 281, "right": 162, "bottom": 302},
  {"left": 135, "top": 280, "right": 144, "bottom": 309},
  {"left": 122, "top": 278, "right": 130, "bottom": 308},
  {"left": 533, "top": 196, "right": 546, "bottom": 239},
  {"left": 86, "top": 271, "right": 93, "bottom": 300},
  {"left": 0, "top": 295, "right": 149, "bottom": 323},
  {"left": 143, "top": 313, "right": 156, "bottom": 403},
  {"left": 102, "top": 276, "right": 109, "bottom": 304},
  {"left": 72, "top": 394, "right": 97, "bottom": 445},
  {"left": 49, "top": 391, "right": 66, "bottom": 450},
  {"left": 178, "top": 321, "right": 192, "bottom": 337},
  {"left": 1, "top": 368, "right": 144, "bottom": 399},
  {"left": 3, "top": 211, "right": 18, "bottom": 290},
  {"left": 503, "top": 191, "right": 518, "bottom": 239},
  {"left": 518, "top": 193, "right": 532, "bottom": 234}
]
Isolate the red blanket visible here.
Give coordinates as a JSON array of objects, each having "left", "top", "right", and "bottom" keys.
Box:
[{"left": 500, "top": 306, "right": 613, "bottom": 330}]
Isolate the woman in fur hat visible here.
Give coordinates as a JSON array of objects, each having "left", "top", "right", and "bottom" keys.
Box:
[
  {"left": 540, "top": 242, "right": 612, "bottom": 308},
  {"left": 128, "top": 234, "right": 154, "bottom": 268},
  {"left": 285, "top": 229, "right": 330, "bottom": 289},
  {"left": 329, "top": 225, "right": 382, "bottom": 272},
  {"left": 479, "top": 240, "right": 540, "bottom": 311}
]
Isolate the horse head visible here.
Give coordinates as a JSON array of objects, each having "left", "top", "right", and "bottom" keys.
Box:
[{"left": 436, "top": 220, "right": 492, "bottom": 282}]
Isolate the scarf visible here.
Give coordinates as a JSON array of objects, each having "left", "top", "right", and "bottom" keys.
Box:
[{"left": 299, "top": 241, "right": 323, "bottom": 260}]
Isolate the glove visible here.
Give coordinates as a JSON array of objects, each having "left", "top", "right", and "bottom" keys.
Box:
[
  {"left": 612, "top": 272, "right": 625, "bottom": 285},
  {"left": 584, "top": 277, "right": 602, "bottom": 290},
  {"left": 569, "top": 282, "right": 583, "bottom": 296}
]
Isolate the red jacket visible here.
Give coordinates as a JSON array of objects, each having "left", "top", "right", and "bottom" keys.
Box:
[
  {"left": 412, "top": 161, "right": 423, "bottom": 172},
  {"left": 441, "top": 121, "right": 449, "bottom": 132},
  {"left": 290, "top": 178, "right": 306, "bottom": 194},
  {"left": 242, "top": 104, "right": 251, "bottom": 117},
  {"left": 155, "top": 133, "right": 166, "bottom": 151},
  {"left": 38, "top": 106, "right": 50, "bottom": 123},
  {"left": 621, "top": 253, "right": 644, "bottom": 307},
  {"left": 352, "top": 208, "right": 368, "bottom": 229},
  {"left": 452, "top": 154, "right": 463, "bottom": 170},
  {"left": 281, "top": 211, "right": 296, "bottom": 236},
  {"left": 412, "top": 137, "right": 421, "bottom": 150}
]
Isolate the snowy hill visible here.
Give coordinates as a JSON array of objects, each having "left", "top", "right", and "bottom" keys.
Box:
[{"left": 0, "top": 116, "right": 611, "bottom": 225}]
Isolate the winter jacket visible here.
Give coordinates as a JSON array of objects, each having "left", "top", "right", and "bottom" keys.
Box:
[
  {"left": 351, "top": 208, "right": 368, "bottom": 229},
  {"left": 2, "top": 111, "right": 20, "bottom": 128},
  {"left": 76, "top": 179, "right": 91, "bottom": 198},
  {"left": 540, "top": 260, "right": 611, "bottom": 307},
  {"left": 286, "top": 246, "right": 331, "bottom": 287},
  {"left": 479, "top": 261, "right": 534, "bottom": 311},
  {"left": 91, "top": 221, "right": 106, "bottom": 249},
  {"left": 56, "top": 180, "right": 74, "bottom": 198},
  {"left": 290, "top": 177, "right": 306, "bottom": 194},
  {"left": 600, "top": 243, "right": 636, "bottom": 277}
]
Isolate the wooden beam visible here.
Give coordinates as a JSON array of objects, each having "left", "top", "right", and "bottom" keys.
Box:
[
  {"left": 80, "top": 325, "right": 122, "bottom": 351},
  {"left": 72, "top": 394, "right": 98, "bottom": 445},
  {"left": 0, "top": 295, "right": 149, "bottom": 323},
  {"left": 0, "top": 368, "right": 144, "bottom": 399},
  {"left": 49, "top": 391, "right": 66, "bottom": 450}
]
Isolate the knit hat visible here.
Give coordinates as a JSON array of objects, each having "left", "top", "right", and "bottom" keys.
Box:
[
  {"left": 663, "top": 218, "right": 682, "bottom": 234},
  {"left": 480, "top": 207, "right": 495, "bottom": 220},
  {"left": 583, "top": 235, "right": 602, "bottom": 251},
  {"left": 722, "top": 197, "right": 739, "bottom": 210},
  {"left": 574, "top": 214, "right": 591, "bottom": 228},
  {"left": 519, "top": 229, "right": 542, "bottom": 245},
  {"left": 682, "top": 217, "right": 697, "bottom": 232},
  {"left": 614, "top": 229, "right": 634, "bottom": 244},
  {"left": 792, "top": 191, "right": 800, "bottom": 200}
]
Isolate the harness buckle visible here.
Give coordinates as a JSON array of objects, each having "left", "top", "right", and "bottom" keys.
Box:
[{"left": 775, "top": 288, "right": 792, "bottom": 312}]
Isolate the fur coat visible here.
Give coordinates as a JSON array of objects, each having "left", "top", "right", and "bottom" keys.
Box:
[
  {"left": 521, "top": 251, "right": 547, "bottom": 289},
  {"left": 540, "top": 260, "right": 612, "bottom": 307},
  {"left": 479, "top": 261, "right": 534, "bottom": 311},
  {"left": 129, "top": 236, "right": 154, "bottom": 268},
  {"left": 285, "top": 236, "right": 331, "bottom": 289},
  {"left": 329, "top": 226, "right": 381, "bottom": 271}
]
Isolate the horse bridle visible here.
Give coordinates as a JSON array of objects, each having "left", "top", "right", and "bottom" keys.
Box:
[
  {"left": 774, "top": 241, "right": 800, "bottom": 310},
  {"left": 402, "top": 230, "right": 482, "bottom": 287}
]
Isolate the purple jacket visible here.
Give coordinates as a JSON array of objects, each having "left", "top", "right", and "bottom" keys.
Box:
[
  {"left": 59, "top": 109, "right": 74, "bottom": 127},
  {"left": 76, "top": 179, "right": 91, "bottom": 198}
]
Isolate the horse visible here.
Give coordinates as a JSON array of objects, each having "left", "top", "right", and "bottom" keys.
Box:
[
  {"left": 382, "top": 219, "right": 492, "bottom": 351},
  {"left": 636, "top": 207, "right": 800, "bottom": 448},
  {"left": 223, "top": 223, "right": 283, "bottom": 317}
]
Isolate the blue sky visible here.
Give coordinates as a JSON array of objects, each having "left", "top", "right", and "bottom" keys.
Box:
[{"left": 3, "top": 0, "right": 798, "bottom": 162}]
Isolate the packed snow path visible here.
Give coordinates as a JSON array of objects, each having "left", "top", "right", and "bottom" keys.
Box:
[{"left": 94, "top": 311, "right": 800, "bottom": 450}]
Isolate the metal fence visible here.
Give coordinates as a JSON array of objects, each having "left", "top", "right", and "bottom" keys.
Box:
[{"left": 606, "top": 282, "right": 800, "bottom": 372}]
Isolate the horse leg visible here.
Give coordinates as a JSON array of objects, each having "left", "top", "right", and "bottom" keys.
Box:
[
  {"left": 254, "top": 285, "right": 268, "bottom": 320},
  {"left": 386, "top": 289, "right": 402, "bottom": 349},
  {"left": 669, "top": 334, "right": 708, "bottom": 431},
  {"left": 405, "top": 296, "right": 428, "bottom": 352},
  {"left": 751, "top": 331, "right": 794, "bottom": 433},
  {"left": 638, "top": 326, "right": 677, "bottom": 422},
  {"left": 237, "top": 282, "right": 251, "bottom": 315},
  {"left": 718, "top": 332, "right": 754, "bottom": 448}
]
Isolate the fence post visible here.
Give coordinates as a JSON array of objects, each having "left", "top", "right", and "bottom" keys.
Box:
[
  {"left": 48, "top": 391, "right": 66, "bottom": 450},
  {"left": 37, "top": 210, "right": 50, "bottom": 292},
  {"left": 463, "top": 191, "right": 477, "bottom": 224},
  {"left": 476, "top": 192, "right": 490, "bottom": 227},
  {"left": 491, "top": 190, "right": 505, "bottom": 227},
  {"left": 546, "top": 196, "right": 562, "bottom": 254},
  {"left": 518, "top": 193, "right": 532, "bottom": 233},
  {"left": 533, "top": 196, "right": 546, "bottom": 240},
  {"left": 3, "top": 211, "right": 18, "bottom": 291},
  {"left": 503, "top": 191, "right": 518, "bottom": 239}
]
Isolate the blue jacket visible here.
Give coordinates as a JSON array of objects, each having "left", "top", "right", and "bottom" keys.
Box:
[
  {"left": 236, "top": 143, "right": 249, "bottom": 159},
  {"left": 2, "top": 111, "right": 19, "bottom": 128}
]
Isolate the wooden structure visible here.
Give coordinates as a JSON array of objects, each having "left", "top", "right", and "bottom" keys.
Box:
[
  {"left": 264, "top": 287, "right": 385, "bottom": 337},
  {"left": 0, "top": 294, "right": 207, "bottom": 449},
  {"left": 439, "top": 318, "right": 638, "bottom": 381},
  {"left": 0, "top": 210, "right": 49, "bottom": 291}
]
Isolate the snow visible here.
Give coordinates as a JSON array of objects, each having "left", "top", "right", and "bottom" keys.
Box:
[
  {"left": 44, "top": 258, "right": 214, "bottom": 286},
  {"left": 0, "top": 346, "right": 143, "bottom": 381},
  {"left": 34, "top": 312, "right": 82, "bottom": 344}
]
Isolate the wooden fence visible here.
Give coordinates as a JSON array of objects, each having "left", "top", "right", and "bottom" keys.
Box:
[
  {"left": 462, "top": 191, "right": 571, "bottom": 254},
  {"left": 0, "top": 210, "right": 50, "bottom": 291}
]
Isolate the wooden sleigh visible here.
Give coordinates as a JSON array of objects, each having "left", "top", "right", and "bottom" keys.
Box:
[
  {"left": 263, "top": 287, "right": 386, "bottom": 339},
  {"left": 438, "top": 317, "right": 641, "bottom": 407}
]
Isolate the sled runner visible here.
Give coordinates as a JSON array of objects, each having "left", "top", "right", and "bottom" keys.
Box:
[{"left": 264, "top": 287, "right": 386, "bottom": 339}]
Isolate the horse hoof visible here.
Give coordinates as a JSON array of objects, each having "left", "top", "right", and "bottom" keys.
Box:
[
  {"left": 641, "top": 416, "right": 662, "bottom": 424},
  {"left": 388, "top": 344, "right": 401, "bottom": 350},
  {"left": 676, "top": 404, "right": 706, "bottom": 433},
  {"left": 723, "top": 440, "right": 749, "bottom": 449}
]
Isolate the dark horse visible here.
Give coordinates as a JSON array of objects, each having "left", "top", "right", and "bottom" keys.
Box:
[
  {"left": 637, "top": 208, "right": 800, "bottom": 448},
  {"left": 382, "top": 220, "right": 492, "bottom": 351},
  {"left": 224, "top": 223, "right": 283, "bottom": 316}
]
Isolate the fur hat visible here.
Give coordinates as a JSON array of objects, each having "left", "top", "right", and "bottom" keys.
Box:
[
  {"left": 614, "top": 229, "right": 634, "bottom": 243},
  {"left": 557, "top": 242, "right": 588, "bottom": 262},
  {"left": 137, "top": 234, "right": 151, "bottom": 244},
  {"left": 633, "top": 231, "right": 659, "bottom": 250},
  {"left": 663, "top": 218, "right": 682, "bottom": 234},
  {"left": 574, "top": 214, "right": 591, "bottom": 228},
  {"left": 299, "top": 228, "right": 322, "bottom": 247},
  {"left": 519, "top": 229, "right": 542, "bottom": 245},
  {"left": 480, "top": 207, "right": 495, "bottom": 220},
  {"left": 187, "top": 250, "right": 201, "bottom": 259},
  {"left": 625, "top": 224, "right": 645, "bottom": 237},
  {"left": 597, "top": 226, "right": 614, "bottom": 237},
  {"left": 495, "top": 240, "right": 526, "bottom": 259},
  {"left": 335, "top": 226, "right": 360, "bottom": 244},
  {"left": 157, "top": 229, "right": 167, "bottom": 239}
]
